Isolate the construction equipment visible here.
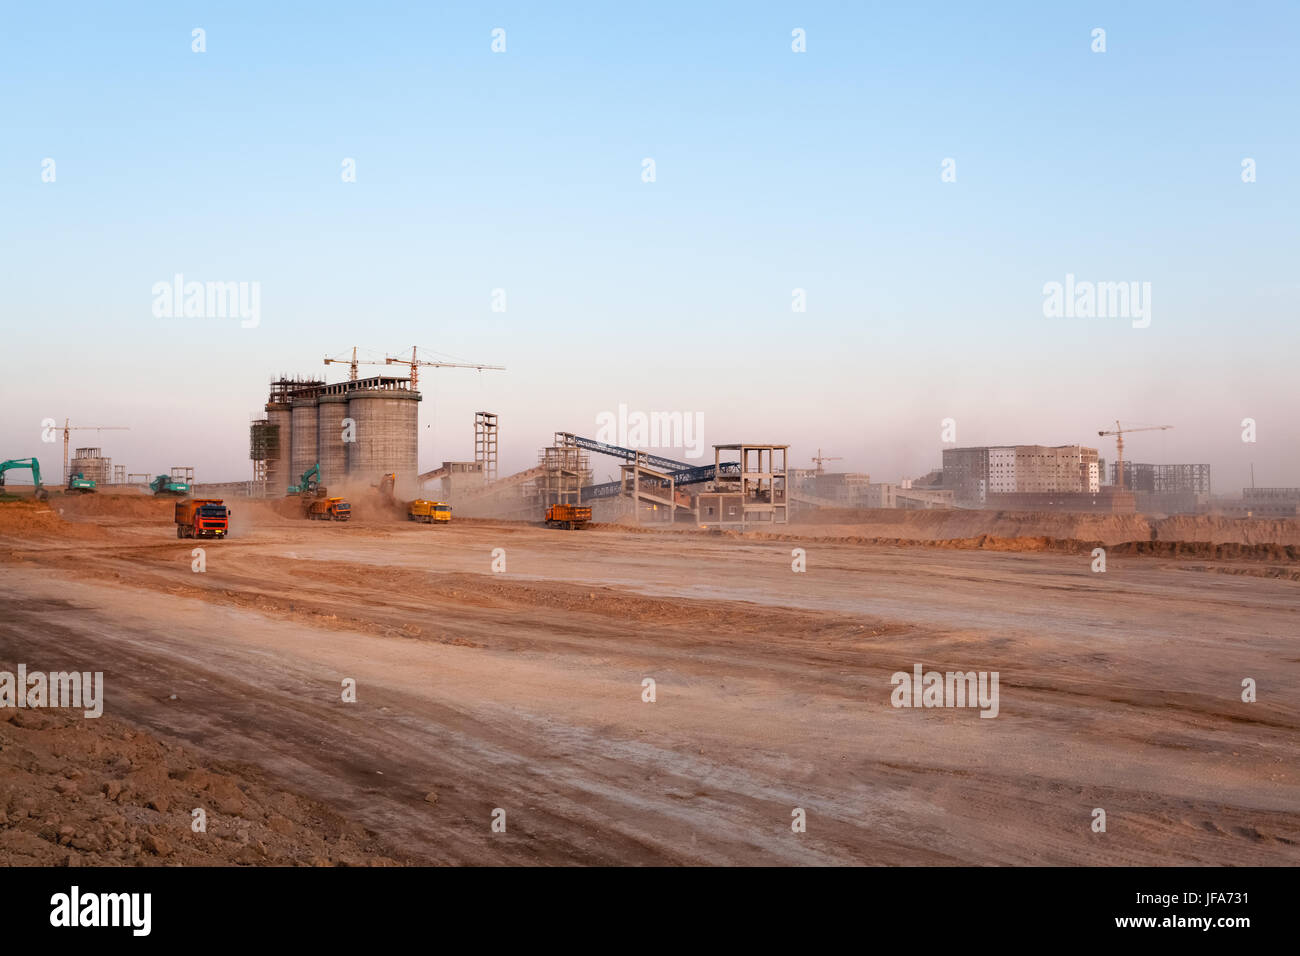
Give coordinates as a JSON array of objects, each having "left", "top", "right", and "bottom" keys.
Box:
[
  {"left": 378, "top": 472, "right": 397, "bottom": 505},
  {"left": 324, "top": 346, "right": 388, "bottom": 382},
  {"left": 307, "top": 496, "right": 351, "bottom": 521},
  {"left": 1098, "top": 422, "right": 1174, "bottom": 492},
  {"left": 545, "top": 503, "right": 591, "bottom": 530},
  {"left": 0, "top": 459, "right": 49, "bottom": 500},
  {"left": 407, "top": 499, "right": 452, "bottom": 524},
  {"left": 150, "top": 474, "right": 190, "bottom": 497},
  {"left": 811, "top": 448, "right": 842, "bottom": 474},
  {"left": 288, "top": 463, "right": 324, "bottom": 497},
  {"left": 175, "top": 499, "right": 229, "bottom": 539},
  {"left": 66, "top": 472, "right": 97, "bottom": 494},
  {"left": 384, "top": 346, "right": 505, "bottom": 390},
  {"left": 58, "top": 420, "right": 129, "bottom": 484},
  {"left": 556, "top": 433, "right": 740, "bottom": 500}
]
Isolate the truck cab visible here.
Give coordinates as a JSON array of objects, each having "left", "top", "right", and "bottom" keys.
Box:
[{"left": 175, "top": 499, "right": 229, "bottom": 539}]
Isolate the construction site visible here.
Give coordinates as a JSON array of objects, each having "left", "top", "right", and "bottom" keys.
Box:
[
  {"left": 1, "top": 346, "right": 1297, "bottom": 868},
  {"left": 238, "top": 348, "right": 797, "bottom": 530}
]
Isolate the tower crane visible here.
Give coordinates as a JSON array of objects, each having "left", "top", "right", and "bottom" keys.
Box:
[
  {"left": 385, "top": 346, "right": 505, "bottom": 390},
  {"left": 811, "top": 448, "right": 842, "bottom": 475},
  {"left": 1097, "top": 422, "right": 1173, "bottom": 492},
  {"left": 323, "top": 347, "right": 388, "bottom": 382},
  {"left": 59, "top": 420, "right": 129, "bottom": 484}
]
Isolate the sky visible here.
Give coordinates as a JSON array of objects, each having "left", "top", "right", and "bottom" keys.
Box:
[{"left": 2, "top": 1, "right": 1297, "bottom": 491}]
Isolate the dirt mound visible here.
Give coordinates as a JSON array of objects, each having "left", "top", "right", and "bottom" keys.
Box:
[
  {"left": 0, "top": 501, "right": 104, "bottom": 540},
  {"left": 788, "top": 508, "right": 1300, "bottom": 547},
  {"left": 0, "top": 501, "right": 64, "bottom": 535},
  {"left": 0, "top": 702, "right": 408, "bottom": 866},
  {"left": 718, "top": 524, "right": 1300, "bottom": 564},
  {"left": 54, "top": 493, "right": 175, "bottom": 522}
]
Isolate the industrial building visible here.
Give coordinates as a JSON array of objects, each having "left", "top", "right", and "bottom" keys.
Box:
[
  {"left": 435, "top": 428, "right": 789, "bottom": 528},
  {"left": 1224, "top": 488, "right": 1300, "bottom": 518},
  {"left": 251, "top": 375, "right": 421, "bottom": 495},
  {"left": 1096, "top": 461, "right": 1212, "bottom": 516},
  {"left": 859, "top": 482, "right": 954, "bottom": 510},
  {"left": 1106, "top": 461, "right": 1211, "bottom": 495},
  {"left": 942, "top": 445, "right": 1101, "bottom": 506},
  {"left": 790, "top": 468, "right": 953, "bottom": 510}
]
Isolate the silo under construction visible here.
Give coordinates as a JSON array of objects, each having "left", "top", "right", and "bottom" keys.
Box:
[
  {"left": 346, "top": 379, "right": 420, "bottom": 493},
  {"left": 251, "top": 374, "right": 420, "bottom": 497},
  {"left": 253, "top": 378, "right": 320, "bottom": 494},
  {"left": 316, "top": 393, "right": 348, "bottom": 486},
  {"left": 69, "top": 447, "right": 112, "bottom": 485},
  {"left": 290, "top": 396, "right": 319, "bottom": 482},
  {"left": 263, "top": 379, "right": 302, "bottom": 494}
]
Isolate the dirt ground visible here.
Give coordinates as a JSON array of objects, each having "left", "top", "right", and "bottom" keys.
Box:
[{"left": 0, "top": 492, "right": 1297, "bottom": 865}]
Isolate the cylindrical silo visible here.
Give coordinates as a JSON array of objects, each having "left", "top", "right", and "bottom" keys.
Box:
[
  {"left": 265, "top": 403, "right": 292, "bottom": 495},
  {"left": 345, "top": 388, "right": 420, "bottom": 491},
  {"left": 70, "top": 448, "right": 112, "bottom": 485},
  {"left": 290, "top": 397, "right": 319, "bottom": 482},
  {"left": 316, "top": 394, "right": 348, "bottom": 487}
]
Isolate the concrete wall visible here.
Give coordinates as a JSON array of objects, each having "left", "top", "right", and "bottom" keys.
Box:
[
  {"left": 989, "top": 447, "right": 1016, "bottom": 494},
  {"left": 316, "top": 395, "right": 348, "bottom": 487},
  {"left": 290, "top": 399, "right": 319, "bottom": 482},
  {"left": 345, "top": 390, "right": 420, "bottom": 492},
  {"left": 266, "top": 406, "right": 292, "bottom": 495}
]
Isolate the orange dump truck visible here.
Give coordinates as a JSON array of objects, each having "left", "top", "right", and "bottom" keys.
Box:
[
  {"left": 544, "top": 503, "right": 591, "bottom": 530},
  {"left": 175, "top": 499, "right": 229, "bottom": 539},
  {"left": 307, "top": 496, "right": 351, "bottom": 521}
]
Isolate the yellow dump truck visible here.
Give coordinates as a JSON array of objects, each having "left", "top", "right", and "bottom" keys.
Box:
[
  {"left": 407, "top": 499, "right": 452, "bottom": 524},
  {"left": 306, "top": 496, "right": 351, "bottom": 521}
]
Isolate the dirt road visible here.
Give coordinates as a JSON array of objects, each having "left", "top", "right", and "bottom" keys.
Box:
[{"left": 1, "top": 500, "right": 1297, "bottom": 864}]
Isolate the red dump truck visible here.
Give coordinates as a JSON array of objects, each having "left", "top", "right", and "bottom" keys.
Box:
[
  {"left": 544, "top": 503, "right": 592, "bottom": 530},
  {"left": 175, "top": 499, "right": 230, "bottom": 539}
]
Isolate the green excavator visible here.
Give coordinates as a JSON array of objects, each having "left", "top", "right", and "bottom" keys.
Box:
[
  {"left": 0, "top": 458, "right": 49, "bottom": 500},
  {"left": 149, "top": 474, "right": 190, "bottom": 497},
  {"left": 67, "top": 472, "right": 97, "bottom": 494},
  {"left": 287, "top": 462, "right": 324, "bottom": 497}
]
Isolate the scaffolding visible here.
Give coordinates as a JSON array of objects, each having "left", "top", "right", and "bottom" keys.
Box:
[
  {"left": 248, "top": 413, "right": 278, "bottom": 497},
  {"left": 620, "top": 456, "right": 678, "bottom": 524},
  {"left": 475, "top": 411, "right": 499, "bottom": 483},
  {"left": 532, "top": 433, "right": 591, "bottom": 507},
  {"left": 69, "top": 447, "right": 112, "bottom": 485},
  {"left": 700, "top": 443, "right": 789, "bottom": 527}
]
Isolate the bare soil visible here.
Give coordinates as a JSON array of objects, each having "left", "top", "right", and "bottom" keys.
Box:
[{"left": 0, "top": 492, "right": 1296, "bottom": 865}]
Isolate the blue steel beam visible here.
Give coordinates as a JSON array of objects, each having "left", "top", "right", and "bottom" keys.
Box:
[
  {"left": 560, "top": 433, "right": 691, "bottom": 473},
  {"left": 580, "top": 461, "right": 740, "bottom": 500}
]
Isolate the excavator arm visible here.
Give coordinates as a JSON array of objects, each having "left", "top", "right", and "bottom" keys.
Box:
[{"left": 0, "top": 458, "right": 47, "bottom": 499}]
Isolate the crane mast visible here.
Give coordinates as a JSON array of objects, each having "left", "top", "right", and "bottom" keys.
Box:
[
  {"left": 61, "top": 420, "right": 129, "bottom": 484},
  {"left": 1097, "top": 421, "right": 1174, "bottom": 492}
]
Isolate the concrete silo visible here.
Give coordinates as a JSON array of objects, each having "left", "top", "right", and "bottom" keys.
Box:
[
  {"left": 290, "top": 395, "right": 320, "bottom": 482},
  {"left": 316, "top": 392, "right": 348, "bottom": 487},
  {"left": 69, "top": 448, "right": 112, "bottom": 485},
  {"left": 258, "top": 378, "right": 309, "bottom": 496},
  {"left": 345, "top": 380, "right": 420, "bottom": 491}
]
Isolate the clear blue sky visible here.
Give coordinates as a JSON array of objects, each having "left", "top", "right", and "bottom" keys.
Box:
[{"left": 2, "top": 1, "right": 1296, "bottom": 489}]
